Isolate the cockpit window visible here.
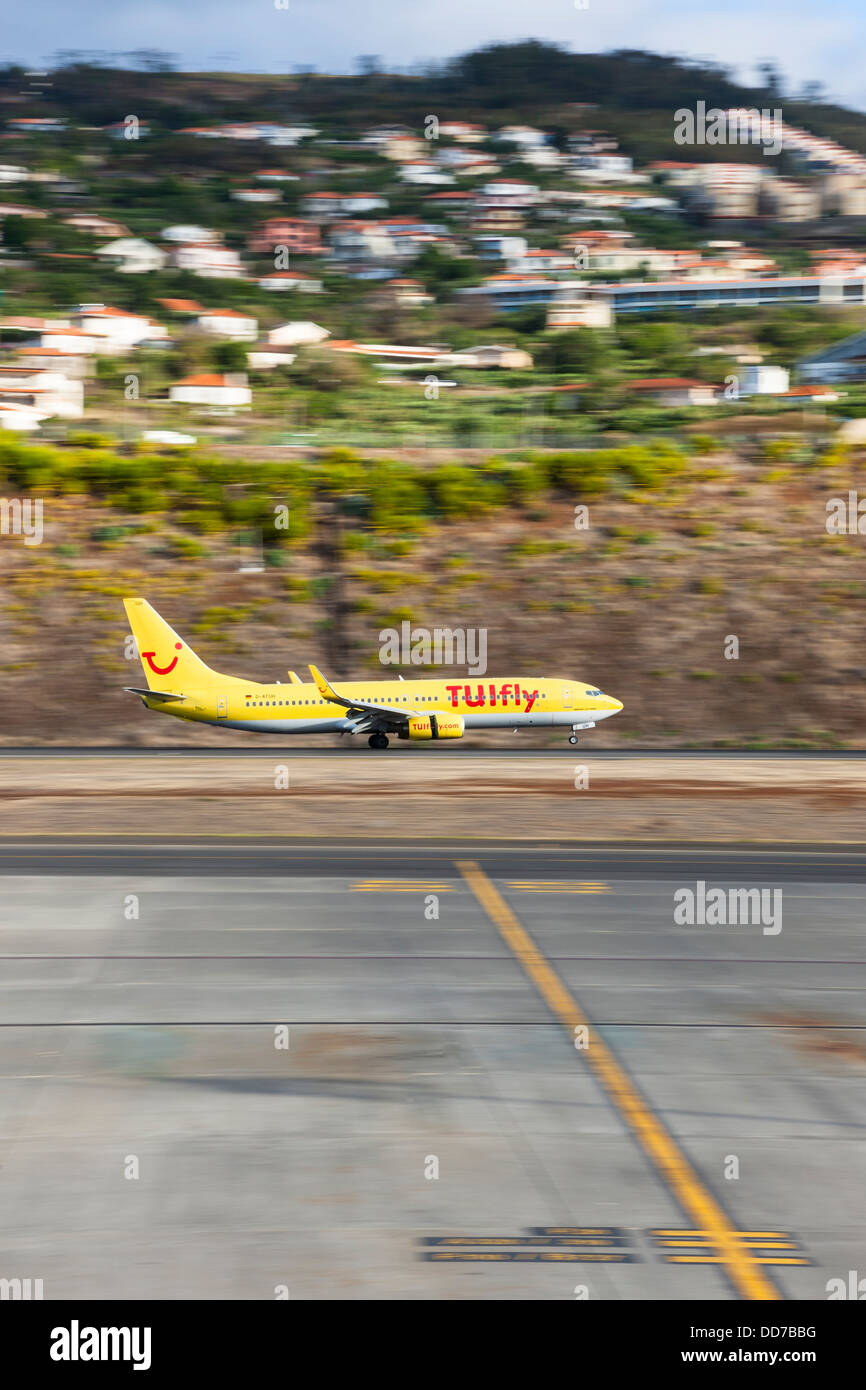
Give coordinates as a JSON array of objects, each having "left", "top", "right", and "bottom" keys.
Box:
[{"left": 587, "top": 689, "right": 602, "bottom": 697}]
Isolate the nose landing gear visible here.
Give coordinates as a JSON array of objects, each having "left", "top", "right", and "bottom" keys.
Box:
[
  {"left": 568, "top": 733, "right": 579, "bottom": 745},
  {"left": 368, "top": 732, "right": 389, "bottom": 750}
]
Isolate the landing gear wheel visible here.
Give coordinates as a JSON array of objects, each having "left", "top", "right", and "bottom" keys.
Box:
[
  {"left": 369, "top": 732, "right": 389, "bottom": 749},
  {"left": 568, "top": 734, "right": 579, "bottom": 745}
]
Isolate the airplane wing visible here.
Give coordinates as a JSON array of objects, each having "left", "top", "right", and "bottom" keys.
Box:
[
  {"left": 124, "top": 687, "right": 186, "bottom": 702},
  {"left": 308, "top": 664, "right": 420, "bottom": 727}
]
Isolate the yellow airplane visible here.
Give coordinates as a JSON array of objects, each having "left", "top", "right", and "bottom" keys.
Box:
[{"left": 123, "top": 597, "right": 623, "bottom": 748}]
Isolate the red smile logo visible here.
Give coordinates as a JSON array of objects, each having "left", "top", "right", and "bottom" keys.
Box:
[{"left": 142, "top": 642, "right": 182, "bottom": 676}]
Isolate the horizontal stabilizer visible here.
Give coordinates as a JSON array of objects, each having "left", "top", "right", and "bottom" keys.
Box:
[{"left": 124, "top": 687, "right": 186, "bottom": 703}]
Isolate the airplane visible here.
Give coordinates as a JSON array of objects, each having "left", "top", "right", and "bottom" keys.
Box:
[{"left": 122, "top": 597, "right": 623, "bottom": 748}]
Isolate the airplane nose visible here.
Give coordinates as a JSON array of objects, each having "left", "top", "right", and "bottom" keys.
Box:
[{"left": 609, "top": 697, "right": 623, "bottom": 712}]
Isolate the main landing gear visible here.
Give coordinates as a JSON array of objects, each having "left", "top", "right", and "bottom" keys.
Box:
[{"left": 368, "top": 732, "right": 389, "bottom": 750}]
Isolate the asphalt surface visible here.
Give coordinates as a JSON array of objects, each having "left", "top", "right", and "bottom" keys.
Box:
[
  {"left": 0, "top": 839, "right": 863, "bottom": 1300},
  {"left": 1, "top": 746, "right": 864, "bottom": 758}
]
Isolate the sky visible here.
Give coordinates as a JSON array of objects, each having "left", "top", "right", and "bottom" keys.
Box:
[{"left": 3, "top": 0, "right": 865, "bottom": 112}]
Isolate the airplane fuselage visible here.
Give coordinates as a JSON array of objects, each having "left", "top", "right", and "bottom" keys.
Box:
[{"left": 140, "top": 675, "right": 622, "bottom": 735}]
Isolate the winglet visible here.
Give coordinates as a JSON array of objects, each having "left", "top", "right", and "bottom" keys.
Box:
[
  {"left": 287, "top": 670, "right": 303, "bottom": 685},
  {"left": 309, "top": 664, "right": 340, "bottom": 703}
]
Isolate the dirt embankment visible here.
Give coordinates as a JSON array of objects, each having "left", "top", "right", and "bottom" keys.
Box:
[{"left": 1, "top": 755, "right": 863, "bottom": 842}]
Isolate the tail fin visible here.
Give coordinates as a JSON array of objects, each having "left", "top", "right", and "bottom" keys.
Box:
[{"left": 123, "top": 598, "right": 216, "bottom": 693}]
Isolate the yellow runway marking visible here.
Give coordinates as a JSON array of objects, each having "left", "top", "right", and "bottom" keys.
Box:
[
  {"left": 508, "top": 881, "right": 611, "bottom": 894},
  {"left": 354, "top": 881, "right": 454, "bottom": 892},
  {"left": 667, "top": 1255, "right": 809, "bottom": 1266},
  {"left": 457, "top": 859, "right": 781, "bottom": 1302}
]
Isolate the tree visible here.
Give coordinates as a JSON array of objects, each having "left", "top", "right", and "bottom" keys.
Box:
[{"left": 211, "top": 340, "right": 248, "bottom": 373}]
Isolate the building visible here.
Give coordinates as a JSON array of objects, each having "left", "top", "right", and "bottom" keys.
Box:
[
  {"left": 63, "top": 214, "right": 130, "bottom": 237},
  {"left": 266, "top": 321, "right": 330, "bottom": 347},
  {"left": 169, "top": 373, "right": 252, "bottom": 407},
  {"left": 36, "top": 326, "right": 101, "bottom": 355},
  {"left": 196, "top": 310, "right": 258, "bottom": 341},
  {"left": 568, "top": 154, "right": 634, "bottom": 177},
  {"left": 7, "top": 117, "right": 66, "bottom": 133},
  {"left": 599, "top": 273, "right": 866, "bottom": 315},
  {"left": 457, "top": 274, "right": 582, "bottom": 311},
  {"left": 798, "top": 329, "right": 866, "bottom": 384},
  {"left": 624, "top": 378, "right": 718, "bottom": 407},
  {"left": 439, "top": 122, "right": 488, "bottom": 143},
  {"left": 15, "top": 347, "right": 91, "bottom": 377},
  {"left": 506, "top": 249, "right": 575, "bottom": 273},
  {"left": 170, "top": 245, "right": 245, "bottom": 279},
  {"left": 156, "top": 298, "right": 205, "bottom": 316},
  {"left": 759, "top": 178, "right": 822, "bottom": 223},
  {"left": 546, "top": 297, "right": 614, "bottom": 329},
  {"left": 257, "top": 271, "right": 323, "bottom": 293},
  {"left": 161, "top": 224, "right": 221, "bottom": 244},
  {"left": 0, "top": 401, "right": 45, "bottom": 430},
  {"left": 97, "top": 238, "right": 166, "bottom": 274},
  {"left": 388, "top": 278, "right": 434, "bottom": 308},
  {"left": 738, "top": 364, "right": 790, "bottom": 396},
  {"left": 70, "top": 305, "right": 161, "bottom": 350},
  {"left": 0, "top": 366, "right": 84, "bottom": 417},
  {"left": 247, "top": 345, "right": 297, "bottom": 370},
  {"left": 495, "top": 125, "right": 550, "bottom": 149},
  {"left": 232, "top": 187, "right": 281, "bottom": 204},
  {"left": 300, "top": 192, "right": 388, "bottom": 218},
  {"left": 450, "top": 345, "right": 533, "bottom": 369},
  {"left": 247, "top": 219, "right": 322, "bottom": 255},
  {"left": 255, "top": 170, "right": 300, "bottom": 184}
]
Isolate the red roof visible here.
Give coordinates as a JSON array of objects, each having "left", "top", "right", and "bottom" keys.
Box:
[
  {"left": 175, "top": 374, "right": 235, "bottom": 386},
  {"left": 156, "top": 298, "right": 204, "bottom": 312}
]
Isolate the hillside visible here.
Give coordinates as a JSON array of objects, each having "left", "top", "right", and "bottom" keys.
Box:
[{"left": 1, "top": 436, "right": 863, "bottom": 748}]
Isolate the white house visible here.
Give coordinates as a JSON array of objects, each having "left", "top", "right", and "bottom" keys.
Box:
[
  {"left": 37, "top": 326, "right": 101, "bottom": 355},
  {"left": 98, "top": 238, "right": 166, "bottom": 274},
  {"left": 496, "top": 125, "right": 550, "bottom": 149},
  {"left": 232, "top": 187, "right": 281, "bottom": 204},
  {"left": 624, "top": 378, "right": 718, "bottom": 407},
  {"left": 70, "top": 305, "right": 159, "bottom": 350},
  {"left": 196, "top": 309, "right": 258, "bottom": 341},
  {"left": 247, "top": 345, "right": 297, "bottom": 370},
  {"left": 161, "top": 224, "right": 221, "bottom": 243},
  {"left": 301, "top": 192, "right": 387, "bottom": 218},
  {"left": 256, "top": 169, "right": 300, "bottom": 184},
  {"left": 257, "top": 271, "right": 323, "bottom": 293},
  {"left": 16, "top": 346, "right": 91, "bottom": 376},
  {"left": 389, "top": 278, "right": 434, "bottom": 307},
  {"left": 439, "top": 122, "right": 488, "bottom": 144},
  {"left": 546, "top": 297, "right": 614, "bottom": 329},
  {"left": 450, "top": 345, "right": 533, "bottom": 369},
  {"left": 169, "top": 373, "right": 252, "bottom": 407},
  {"left": 266, "top": 321, "right": 330, "bottom": 347},
  {"left": 738, "top": 364, "right": 791, "bottom": 396},
  {"left": 170, "top": 244, "right": 245, "bottom": 279},
  {"left": 0, "top": 366, "right": 84, "bottom": 417},
  {"left": 63, "top": 214, "right": 129, "bottom": 237},
  {"left": 0, "top": 402, "right": 45, "bottom": 430}
]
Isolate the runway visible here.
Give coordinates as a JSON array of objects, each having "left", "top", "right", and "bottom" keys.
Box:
[
  {"left": 3, "top": 746, "right": 866, "bottom": 758},
  {"left": 0, "top": 839, "right": 863, "bottom": 1300}
]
